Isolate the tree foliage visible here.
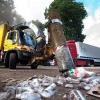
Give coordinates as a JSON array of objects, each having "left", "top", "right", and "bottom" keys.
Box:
[
  {"left": 13, "top": 11, "right": 25, "bottom": 25},
  {"left": 44, "top": 0, "right": 87, "bottom": 42},
  {"left": 32, "top": 20, "right": 45, "bottom": 31},
  {"left": 0, "top": 0, "right": 24, "bottom": 25},
  {"left": 0, "top": 0, "right": 14, "bottom": 25}
]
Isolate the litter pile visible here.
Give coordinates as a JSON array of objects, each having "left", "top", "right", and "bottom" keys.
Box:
[{"left": 0, "top": 67, "right": 100, "bottom": 100}]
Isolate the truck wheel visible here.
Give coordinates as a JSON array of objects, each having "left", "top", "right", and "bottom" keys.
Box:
[
  {"left": 31, "top": 62, "right": 38, "bottom": 69},
  {"left": 31, "top": 65, "right": 38, "bottom": 69},
  {"left": 9, "top": 53, "right": 17, "bottom": 69},
  {"left": 5, "top": 54, "right": 9, "bottom": 68},
  {"left": 86, "top": 60, "right": 91, "bottom": 67},
  {"left": 5, "top": 59, "right": 9, "bottom": 68}
]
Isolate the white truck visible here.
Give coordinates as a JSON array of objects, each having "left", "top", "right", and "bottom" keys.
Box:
[{"left": 67, "top": 40, "right": 100, "bottom": 66}]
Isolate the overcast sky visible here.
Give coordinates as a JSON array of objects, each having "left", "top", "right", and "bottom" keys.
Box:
[{"left": 14, "top": 0, "right": 100, "bottom": 47}]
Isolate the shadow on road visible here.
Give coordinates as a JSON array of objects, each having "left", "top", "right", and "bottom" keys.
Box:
[{"left": 0, "top": 63, "right": 58, "bottom": 70}]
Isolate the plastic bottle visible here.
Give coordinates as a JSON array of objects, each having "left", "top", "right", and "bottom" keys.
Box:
[
  {"left": 17, "top": 92, "right": 41, "bottom": 100},
  {"left": 40, "top": 83, "right": 57, "bottom": 98},
  {"left": 44, "top": 83, "right": 56, "bottom": 91},
  {"left": 0, "top": 90, "right": 16, "bottom": 100},
  {"left": 55, "top": 46, "right": 76, "bottom": 72},
  {"left": 0, "top": 92, "right": 9, "bottom": 100},
  {"left": 68, "top": 90, "right": 86, "bottom": 100},
  {"left": 66, "top": 77, "right": 80, "bottom": 84}
]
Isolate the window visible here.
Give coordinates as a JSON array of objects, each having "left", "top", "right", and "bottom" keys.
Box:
[{"left": 7, "top": 32, "right": 16, "bottom": 42}]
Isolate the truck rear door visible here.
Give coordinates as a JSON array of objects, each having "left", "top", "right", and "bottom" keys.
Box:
[{"left": 67, "top": 40, "right": 77, "bottom": 58}]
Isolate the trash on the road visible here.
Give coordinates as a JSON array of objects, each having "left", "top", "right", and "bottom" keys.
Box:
[
  {"left": 68, "top": 67, "right": 95, "bottom": 78},
  {"left": 0, "top": 92, "right": 10, "bottom": 100},
  {"left": 1, "top": 76, "right": 58, "bottom": 99},
  {"left": 29, "top": 79, "right": 40, "bottom": 88},
  {"left": 17, "top": 81, "right": 30, "bottom": 87},
  {"left": 34, "top": 86, "right": 44, "bottom": 93},
  {"left": 44, "top": 83, "right": 56, "bottom": 92},
  {"left": 84, "top": 84, "right": 94, "bottom": 90},
  {"left": 0, "top": 70, "right": 100, "bottom": 100},
  {"left": 65, "top": 84, "right": 73, "bottom": 88},
  {"left": 87, "top": 84, "right": 100, "bottom": 98},
  {"left": 77, "top": 82, "right": 94, "bottom": 91},
  {"left": 66, "top": 77, "right": 81, "bottom": 84},
  {"left": 68, "top": 89, "right": 86, "bottom": 100},
  {"left": 78, "top": 82, "right": 92, "bottom": 91},
  {"left": 0, "top": 88, "right": 16, "bottom": 100},
  {"left": 16, "top": 92, "right": 42, "bottom": 100},
  {"left": 55, "top": 75, "right": 66, "bottom": 85},
  {"left": 81, "top": 76, "right": 95, "bottom": 83},
  {"left": 55, "top": 45, "right": 76, "bottom": 73},
  {"left": 63, "top": 93, "right": 67, "bottom": 99},
  {"left": 89, "top": 76, "right": 100, "bottom": 85},
  {"left": 40, "top": 83, "right": 57, "bottom": 98},
  {"left": 41, "top": 75, "right": 54, "bottom": 86},
  {"left": 80, "top": 75, "right": 100, "bottom": 90}
]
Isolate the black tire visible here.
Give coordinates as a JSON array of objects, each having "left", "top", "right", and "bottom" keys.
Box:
[
  {"left": 5, "top": 54, "right": 9, "bottom": 68},
  {"left": 31, "top": 64, "right": 38, "bottom": 69},
  {"left": 31, "top": 62, "right": 38, "bottom": 69},
  {"left": 86, "top": 60, "right": 91, "bottom": 67},
  {"left": 5, "top": 59, "right": 9, "bottom": 68},
  {"left": 9, "top": 53, "right": 17, "bottom": 69}
]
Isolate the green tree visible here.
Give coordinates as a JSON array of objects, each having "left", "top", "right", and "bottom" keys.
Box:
[
  {"left": 44, "top": 0, "right": 87, "bottom": 42},
  {"left": 0, "top": 0, "right": 24, "bottom": 25},
  {"left": 32, "top": 20, "right": 45, "bottom": 31},
  {"left": 0, "top": 0, "right": 15, "bottom": 25},
  {"left": 13, "top": 11, "right": 25, "bottom": 25}
]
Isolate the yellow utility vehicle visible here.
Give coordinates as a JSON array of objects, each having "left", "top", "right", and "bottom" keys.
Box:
[{"left": 0, "top": 22, "right": 53, "bottom": 69}]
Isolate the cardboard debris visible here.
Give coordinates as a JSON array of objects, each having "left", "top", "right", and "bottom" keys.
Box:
[{"left": 87, "top": 84, "right": 100, "bottom": 98}]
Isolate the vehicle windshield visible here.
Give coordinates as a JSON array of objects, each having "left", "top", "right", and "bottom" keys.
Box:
[
  {"left": 24, "top": 33, "right": 35, "bottom": 47},
  {"left": 19, "top": 22, "right": 45, "bottom": 48},
  {"left": 19, "top": 29, "right": 35, "bottom": 48}
]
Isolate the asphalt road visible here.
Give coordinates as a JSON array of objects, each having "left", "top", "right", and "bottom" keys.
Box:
[
  {"left": 0, "top": 65, "right": 100, "bottom": 81},
  {"left": 0, "top": 65, "right": 100, "bottom": 100}
]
